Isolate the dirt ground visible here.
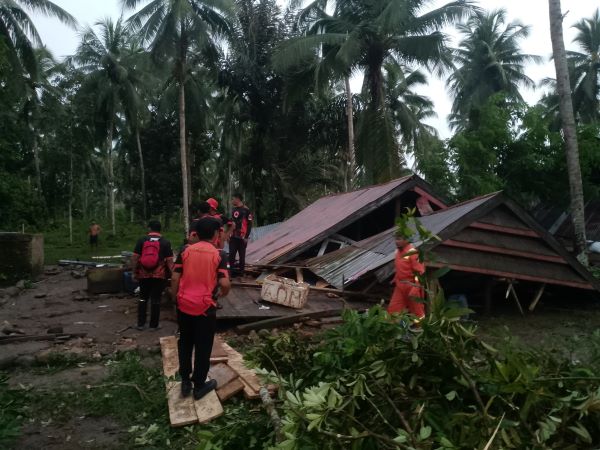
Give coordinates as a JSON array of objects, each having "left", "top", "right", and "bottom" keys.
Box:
[
  {"left": 0, "top": 267, "right": 179, "bottom": 369},
  {"left": 0, "top": 267, "right": 185, "bottom": 449},
  {"left": 1, "top": 266, "right": 599, "bottom": 449}
]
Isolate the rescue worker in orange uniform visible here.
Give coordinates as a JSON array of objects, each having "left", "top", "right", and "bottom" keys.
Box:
[{"left": 388, "top": 237, "right": 426, "bottom": 318}]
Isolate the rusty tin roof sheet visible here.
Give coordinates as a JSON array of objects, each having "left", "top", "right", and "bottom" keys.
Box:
[{"left": 247, "top": 175, "right": 421, "bottom": 265}]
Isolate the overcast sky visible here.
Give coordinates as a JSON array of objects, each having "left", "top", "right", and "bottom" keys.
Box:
[{"left": 34, "top": 0, "right": 599, "bottom": 138}]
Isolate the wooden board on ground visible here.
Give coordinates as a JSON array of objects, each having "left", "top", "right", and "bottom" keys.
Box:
[
  {"left": 160, "top": 336, "right": 179, "bottom": 378},
  {"left": 209, "top": 363, "right": 239, "bottom": 387},
  {"left": 221, "top": 342, "right": 262, "bottom": 398},
  {"left": 194, "top": 389, "right": 224, "bottom": 424},
  {"left": 165, "top": 381, "right": 198, "bottom": 428},
  {"left": 160, "top": 335, "right": 224, "bottom": 427},
  {"left": 211, "top": 336, "right": 228, "bottom": 357},
  {"left": 217, "top": 378, "right": 245, "bottom": 402}
]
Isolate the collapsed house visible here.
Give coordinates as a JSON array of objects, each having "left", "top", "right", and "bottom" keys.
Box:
[
  {"left": 246, "top": 175, "right": 446, "bottom": 265},
  {"left": 247, "top": 177, "right": 600, "bottom": 314}
]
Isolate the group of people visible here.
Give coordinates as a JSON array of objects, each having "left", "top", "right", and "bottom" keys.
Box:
[
  {"left": 130, "top": 193, "right": 252, "bottom": 400},
  {"left": 127, "top": 192, "right": 424, "bottom": 401}
]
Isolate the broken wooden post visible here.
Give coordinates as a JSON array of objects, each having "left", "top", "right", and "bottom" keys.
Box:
[{"left": 528, "top": 284, "right": 546, "bottom": 312}]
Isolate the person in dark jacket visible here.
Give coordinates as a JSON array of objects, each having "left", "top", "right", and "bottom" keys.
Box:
[{"left": 229, "top": 193, "right": 253, "bottom": 277}]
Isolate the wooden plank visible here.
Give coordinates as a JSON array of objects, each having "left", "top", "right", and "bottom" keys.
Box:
[
  {"left": 217, "top": 378, "right": 245, "bottom": 402},
  {"left": 427, "top": 261, "right": 593, "bottom": 290},
  {"left": 159, "top": 336, "right": 179, "bottom": 378},
  {"left": 221, "top": 342, "right": 262, "bottom": 396},
  {"left": 528, "top": 284, "right": 546, "bottom": 312},
  {"left": 470, "top": 222, "right": 539, "bottom": 237},
  {"left": 194, "top": 389, "right": 224, "bottom": 424},
  {"left": 441, "top": 240, "right": 567, "bottom": 264},
  {"left": 211, "top": 336, "right": 228, "bottom": 358},
  {"left": 236, "top": 308, "right": 346, "bottom": 333},
  {"left": 165, "top": 381, "right": 198, "bottom": 427},
  {"left": 456, "top": 227, "right": 556, "bottom": 256},
  {"left": 161, "top": 337, "right": 198, "bottom": 427},
  {"left": 208, "top": 363, "right": 239, "bottom": 387}
]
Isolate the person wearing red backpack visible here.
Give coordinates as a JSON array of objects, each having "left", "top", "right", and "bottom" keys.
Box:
[
  {"left": 171, "top": 217, "right": 230, "bottom": 400},
  {"left": 132, "top": 220, "right": 174, "bottom": 330}
]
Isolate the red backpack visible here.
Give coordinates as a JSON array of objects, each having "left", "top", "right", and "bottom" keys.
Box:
[{"left": 139, "top": 238, "right": 161, "bottom": 270}]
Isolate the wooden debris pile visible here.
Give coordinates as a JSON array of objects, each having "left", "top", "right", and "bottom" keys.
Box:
[{"left": 160, "top": 335, "right": 273, "bottom": 427}]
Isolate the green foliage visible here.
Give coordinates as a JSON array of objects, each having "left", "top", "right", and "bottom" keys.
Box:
[
  {"left": 0, "top": 374, "right": 25, "bottom": 448},
  {"left": 254, "top": 306, "right": 600, "bottom": 449}
]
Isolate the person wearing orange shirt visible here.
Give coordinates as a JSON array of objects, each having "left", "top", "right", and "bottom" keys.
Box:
[
  {"left": 388, "top": 238, "right": 426, "bottom": 319},
  {"left": 171, "top": 218, "right": 231, "bottom": 400}
]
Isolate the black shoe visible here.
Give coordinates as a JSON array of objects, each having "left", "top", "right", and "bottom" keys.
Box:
[
  {"left": 193, "top": 379, "right": 217, "bottom": 400},
  {"left": 181, "top": 380, "right": 192, "bottom": 398}
]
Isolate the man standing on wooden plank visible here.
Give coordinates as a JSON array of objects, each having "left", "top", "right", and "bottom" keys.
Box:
[
  {"left": 132, "top": 220, "right": 174, "bottom": 330},
  {"left": 388, "top": 237, "right": 426, "bottom": 320},
  {"left": 171, "top": 218, "right": 231, "bottom": 400}
]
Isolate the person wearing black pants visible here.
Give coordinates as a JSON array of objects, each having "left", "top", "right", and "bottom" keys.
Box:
[
  {"left": 228, "top": 237, "right": 247, "bottom": 276},
  {"left": 172, "top": 218, "right": 231, "bottom": 400},
  {"left": 229, "top": 193, "right": 253, "bottom": 277},
  {"left": 132, "top": 220, "right": 174, "bottom": 331},
  {"left": 177, "top": 307, "right": 217, "bottom": 388},
  {"left": 138, "top": 278, "right": 167, "bottom": 328}
]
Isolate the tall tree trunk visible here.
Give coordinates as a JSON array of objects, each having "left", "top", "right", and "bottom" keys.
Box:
[
  {"left": 135, "top": 128, "right": 147, "bottom": 221},
  {"left": 69, "top": 150, "right": 73, "bottom": 245},
  {"left": 32, "top": 134, "right": 43, "bottom": 195},
  {"left": 107, "top": 119, "right": 116, "bottom": 235},
  {"left": 179, "top": 81, "right": 190, "bottom": 234},
  {"left": 344, "top": 76, "right": 356, "bottom": 191},
  {"left": 548, "top": 0, "right": 588, "bottom": 264}
]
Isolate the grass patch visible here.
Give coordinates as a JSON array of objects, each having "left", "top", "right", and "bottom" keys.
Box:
[
  {"left": 44, "top": 217, "right": 184, "bottom": 264},
  {"left": 0, "top": 374, "right": 25, "bottom": 449},
  {"left": 6, "top": 351, "right": 274, "bottom": 449}
]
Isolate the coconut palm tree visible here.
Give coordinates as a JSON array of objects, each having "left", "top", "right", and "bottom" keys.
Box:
[
  {"left": 122, "top": 0, "right": 232, "bottom": 233},
  {"left": 0, "top": 0, "right": 75, "bottom": 90},
  {"left": 274, "top": 0, "right": 472, "bottom": 183},
  {"left": 448, "top": 9, "right": 540, "bottom": 130},
  {"left": 23, "top": 46, "right": 61, "bottom": 198},
  {"left": 74, "top": 17, "right": 145, "bottom": 234},
  {"left": 548, "top": 0, "right": 588, "bottom": 264},
  {"left": 568, "top": 8, "right": 600, "bottom": 124}
]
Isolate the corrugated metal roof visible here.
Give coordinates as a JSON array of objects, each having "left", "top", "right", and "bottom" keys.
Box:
[
  {"left": 306, "top": 193, "right": 598, "bottom": 291},
  {"left": 305, "top": 194, "right": 498, "bottom": 288},
  {"left": 246, "top": 175, "right": 420, "bottom": 265},
  {"left": 249, "top": 222, "right": 282, "bottom": 243}
]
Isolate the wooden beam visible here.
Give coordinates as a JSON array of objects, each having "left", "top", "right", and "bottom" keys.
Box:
[
  {"left": 426, "top": 262, "right": 593, "bottom": 290},
  {"left": 508, "top": 283, "right": 524, "bottom": 316},
  {"left": 528, "top": 284, "right": 546, "bottom": 312},
  {"left": 221, "top": 342, "right": 263, "bottom": 399},
  {"left": 470, "top": 222, "right": 539, "bottom": 238},
  {"left": 441, "top": 240, "right": 567, "bottom": 264},
  {"left": 236, "top": 308, "right": 349, "bottom": 333},
  {"left": 413, "top": 186, "right": 448, "bottom": 209},
  {"left": 295, "top": 267, "right": 304, "bottom": 284}
]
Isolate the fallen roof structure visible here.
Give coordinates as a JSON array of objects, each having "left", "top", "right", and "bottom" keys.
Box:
[
  {"left": 246, "top": 175, "right": 447, "bottom": 266},
  {"left": 534, "top": 200, "right": 600, "bottom": 243},
  {"left": 305, "top": 192, "right": 600, "bottom": 292}
]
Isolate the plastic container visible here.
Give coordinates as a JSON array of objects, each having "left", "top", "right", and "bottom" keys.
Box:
[{"left": 260, "top": 274, "right": 310, "bottom": 309}]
